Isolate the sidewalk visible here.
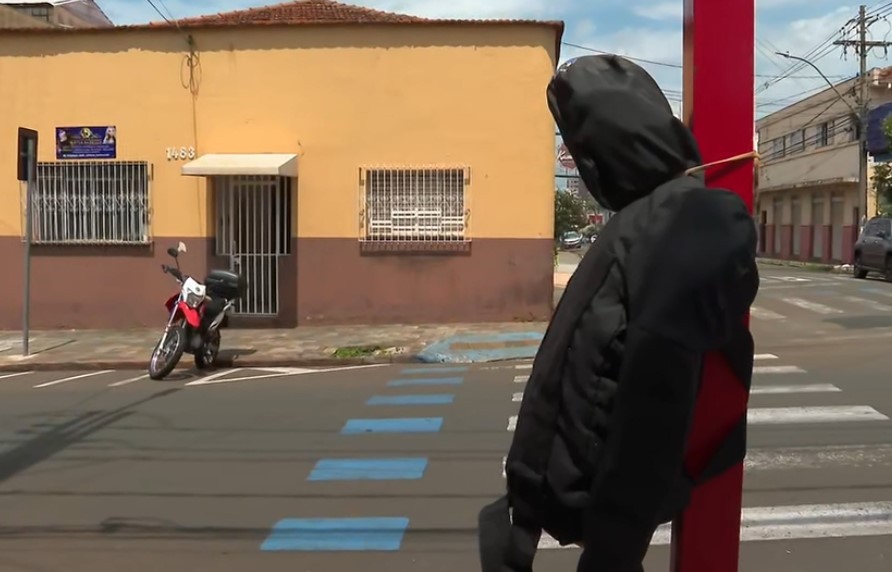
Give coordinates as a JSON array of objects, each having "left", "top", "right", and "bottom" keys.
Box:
[
  {"left": 0, "top": 322, "right": 548, "bottom": 371},
  {"left": 757, "top": 257, "right": 851, "bottom": 274}
]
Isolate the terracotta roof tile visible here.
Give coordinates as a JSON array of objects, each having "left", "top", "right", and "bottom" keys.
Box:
[
  {"left": 151, "top": 0, "right": 427, "bottom": 26},
  {"left": 0, "top": 0, "right": 565, "bottom": 59}
]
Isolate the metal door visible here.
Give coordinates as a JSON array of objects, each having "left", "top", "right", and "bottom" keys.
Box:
[
  {"left": 791, "top": 196, "right": 801, "bottom": 256},
  {"left": 830, "top": 194, "right": 844, "bottom": 262},
  {"left": 772, "top": 197, "right": 782, "bottom": 255},
  {"left": 215, "top": 175, "right": 292, "bottom": 316},
  {"left": 812, "top": 195, "right": 824, "bottom": 259}
]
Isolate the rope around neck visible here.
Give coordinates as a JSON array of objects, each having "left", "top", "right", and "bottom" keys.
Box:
[{"left": 684, "top": 150, "right": 760, "bottom": 176}]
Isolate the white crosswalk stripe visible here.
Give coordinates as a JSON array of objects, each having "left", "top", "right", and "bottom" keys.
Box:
[
  {"left": 501, "top": 354, "right": 892, "bottom": 547},
  {"left": 750, "top": 306, "right": 785, "bottom": 320},
  {"left": 781, "top": 297, "right": 844, "bottom": 314}
]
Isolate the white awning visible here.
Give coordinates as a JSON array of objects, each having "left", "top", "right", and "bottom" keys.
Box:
[{"left": 181, "top": 153, "right": 298, "bottom": 177}]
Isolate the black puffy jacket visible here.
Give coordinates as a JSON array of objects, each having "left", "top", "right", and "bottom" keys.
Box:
[{"left": 479, "top": 55, "right": 759, "bottom": 572}]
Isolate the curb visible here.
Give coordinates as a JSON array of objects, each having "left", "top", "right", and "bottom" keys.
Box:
[
  {"left": 757, "top": 258, "right": 849, "bottom": 274},
  {"left": 0, "top": 354, "right": 424, "bottom": 372}
]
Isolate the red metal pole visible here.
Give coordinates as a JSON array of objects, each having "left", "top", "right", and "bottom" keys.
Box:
[{"left": 672, "top": 0, "right": 755, "bottom": 571}]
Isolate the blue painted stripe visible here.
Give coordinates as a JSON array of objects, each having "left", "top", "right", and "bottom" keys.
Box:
[
  {"left": 308, "top": 458, "right": 428, "bottom": 481},
  {"left": 341, "top": 417, "right": 443, "bottom": 434},
  {"left": 401, "top": 366, "right": 468, "bottom": 374},
  {"left": 261, "top": 517, "right": 409, "bottom": 551},
  {"left": 387, "top": 376, "right": 463, "bottom": 387},
  {"left": 366, "top": 394, "right": 455, "bottom": 406}
]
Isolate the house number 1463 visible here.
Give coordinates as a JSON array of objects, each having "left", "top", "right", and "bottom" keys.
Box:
[{"left": 166, "top": 146, "right": 196, "bottom": 160}]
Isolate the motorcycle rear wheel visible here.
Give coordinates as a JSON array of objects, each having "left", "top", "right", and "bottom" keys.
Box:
[
  {"left": 148, "top": 322, "right": 186, "bottom": 380},
  {"left": 194, "top": 330, "right": 221, "bottom": 369}
]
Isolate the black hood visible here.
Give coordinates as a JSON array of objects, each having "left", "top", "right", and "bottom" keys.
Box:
[{"left": 547, "top": 54, "right": 702, "bottom": 212}]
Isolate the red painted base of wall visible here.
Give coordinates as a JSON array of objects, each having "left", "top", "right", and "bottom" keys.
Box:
[
  {"left": 780, "top": 225, "right": 792, "bottom": 259},
  {"left": 799, "top": 226, "right": 812, "bottom": 261},
  {"left": 760, "top": 224, "right": 858, "bottom": 264},
  {"left": 822, "top": 226, "right": 832, "bottom": 263},
  {"left": 764, "top": 226, "right": 775, "bottom": 256}
]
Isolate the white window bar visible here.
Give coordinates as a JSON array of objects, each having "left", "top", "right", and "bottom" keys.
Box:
[
  {"left": 30, "top": 161, "right": 150, "bottom": 245},
  {"left": 360, "top": 167, "right": 469, "bottom": 242}
]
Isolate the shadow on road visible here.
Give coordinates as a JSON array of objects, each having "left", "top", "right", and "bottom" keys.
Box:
[{"left": 0, "top": 388, "right": 181, "bottom": 484}]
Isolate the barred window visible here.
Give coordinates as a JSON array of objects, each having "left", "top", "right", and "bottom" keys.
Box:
[
  {"left": 360, "top": 167, "right": 468, "bottom": 243},
  {"left": 30, "top": 161, "right": 150, "bottom": 245}
]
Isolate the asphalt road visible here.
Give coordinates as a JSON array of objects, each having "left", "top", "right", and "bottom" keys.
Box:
[{"left": 2, "top": 267, "right": 892, "bottom": 570}]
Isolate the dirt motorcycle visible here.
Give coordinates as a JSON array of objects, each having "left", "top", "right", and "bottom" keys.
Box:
[{"left": 148, "top": 242, "right": 246, "bottom": 380}]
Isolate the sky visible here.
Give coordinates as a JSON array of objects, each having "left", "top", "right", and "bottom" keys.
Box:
[{"left": 96, "top": 0, "right": 892, "bottom": 119}]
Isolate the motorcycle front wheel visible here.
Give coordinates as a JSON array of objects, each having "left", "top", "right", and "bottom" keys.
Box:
[
  {"left": 194, "top": 329, "right": 221, "bottom": 370},
  {"left": 148, "top": 322, "right": 186, "bottom": 380}
]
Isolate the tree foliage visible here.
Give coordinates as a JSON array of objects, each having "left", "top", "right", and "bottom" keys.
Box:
[
  {"left": 874, "top": 115, "right": 892, "bottom": 216},
  {"left": 554, "top": 189, "right": 589, "bottom": 239}
]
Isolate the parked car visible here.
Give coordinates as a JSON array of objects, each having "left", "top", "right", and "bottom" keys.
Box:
[
  {"left": 854, "top": 216, "right": 892, "bottom": 280},
  {"left": 560, "top": 231, "right": 584, "bottom": 249}
]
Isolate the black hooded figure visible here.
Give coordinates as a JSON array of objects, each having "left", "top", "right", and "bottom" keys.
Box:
[{"left": 477, "top": 55, "right": 759, "bottom": 571}]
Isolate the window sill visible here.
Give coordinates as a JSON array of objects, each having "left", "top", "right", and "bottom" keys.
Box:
[{"left": 359, "top": 240, "right": 471, "bottom": 255}]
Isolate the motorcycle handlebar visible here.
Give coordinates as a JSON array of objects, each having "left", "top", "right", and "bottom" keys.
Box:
[{"left": 161, "top": 264, "right": 184, "bottom": 281}]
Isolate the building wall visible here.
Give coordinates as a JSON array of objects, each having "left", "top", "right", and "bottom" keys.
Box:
[
  {"left": 0, "top": 24, "right": 559, "bottom": 329},
  {"left": 757, "top": 185, "right": 860, "bottom": 263}
]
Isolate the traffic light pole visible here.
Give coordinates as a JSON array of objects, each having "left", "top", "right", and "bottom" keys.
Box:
[{"left": 674, "top": 0, "right": 754, "bottom": 570}]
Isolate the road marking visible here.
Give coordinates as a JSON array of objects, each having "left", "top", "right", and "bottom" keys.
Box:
[
  {"left": 341, "top": 417, "right": 443, "bottom": 434},
  {"left": 748, "top": 405, "right": 888, "bottom": 424},
  {"left": 307, "top": 458, "right": 428, "bottom": 481},
  {"left": 746, "top": 444, "right": 892, "bottom": 471},
  {"left": 513, "top": 392, "right": 524, "bottom": 402},
  {"left": 775, "top": 276, "right": 811, "bottom": 282},
  {"left": 33, "top": 370, "right": 113, "bottom": 388},
  {"left": 501, "top": 445, "right": 892, "bottom": 476},
  {"left": 401, "top": 366, "right": 468, "bottom": 374},
  {"left": 187, "top": 364, "right": 389, "bottom": 386},
  {"left": 781, "top": 297, "right": 844, "bottom": 314},
  {"left": 750, "top": 383, "right": 840, "bottom": 395},
  {"left": 750, "top": 306, "right": 785, "bottom": 320},
  {"left": 753, "top": 365, "right": 806, "bottom": 374},
  {"left": 514, "top": 375, "right": 528, "bottom": 383},
  {"left": 507, "top": 406, "right": 888, "bottom": 431},
  {"left": 187, "top": 372, "right": 298, "bottom": 385},
  {"left": 184, "top": 369, "right": 244, "bottom": 386},
  {"left": 843, "top": 295, "right": 892, "bottom": 312},
  {"left": 754, "top": 353, "right": 778, "bottom": 360},
  {"left": 539, "top": 502, "right": 892, "bottom": 549},
  {"left": 366, "top": 394, "right": 454, "bottom": 406},
  {"left": 108, "top": 374, "right": 149, "bottom": 387},
  {"left": 261, "top": 517, "right": 410, "bottom": 551},
  {"left": 0, "top": 371, "right": 31, "bottom": 381},
  {"left": 515, "top": 364, "right": 532, "bottom": 370},
  {"left": 386, "top": 376, "right": 463, "bottom": 387}
]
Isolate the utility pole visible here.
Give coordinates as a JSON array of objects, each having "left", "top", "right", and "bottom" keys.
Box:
[{"left": 834, "top": 4, "right": 892, "bottom": 224}]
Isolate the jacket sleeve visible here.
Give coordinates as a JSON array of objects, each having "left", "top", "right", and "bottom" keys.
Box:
[{"left": 577, "top": 187, "right": 758, "bottom": 570}]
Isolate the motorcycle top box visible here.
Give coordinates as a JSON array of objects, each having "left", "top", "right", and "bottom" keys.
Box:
[{"left": 205, "top": 269, "right": 247, "bottom": 300}]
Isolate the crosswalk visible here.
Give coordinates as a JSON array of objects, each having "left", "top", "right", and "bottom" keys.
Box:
[
  {"left": 503, "top": 353, "right": 892, "bottom": 550},
  {"left": 752, "top": 276, "right": 892, "bottom": 321}
]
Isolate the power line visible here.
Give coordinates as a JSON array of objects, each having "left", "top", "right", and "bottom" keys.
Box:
[{"left": 559, "top": 42, "right": 849, "bottom": 79}]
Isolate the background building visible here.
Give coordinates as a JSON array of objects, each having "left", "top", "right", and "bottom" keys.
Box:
[
  {"left": 755, "top": 67, "right": 892, "bottom": 264},
  {"left": 0, "top": 0, "right": 563, "bottom": 329},
  {"left": 0, "top": 0, "right": 112, "bottom": 28}
]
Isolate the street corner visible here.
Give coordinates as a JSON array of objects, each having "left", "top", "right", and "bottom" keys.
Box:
[{"left": 416, "top": 331, "right": 543, "bottom": 363}]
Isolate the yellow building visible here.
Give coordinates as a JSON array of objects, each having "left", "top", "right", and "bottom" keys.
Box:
[{"left": 0, "top": 0, "right": 563, "bottom": 329}]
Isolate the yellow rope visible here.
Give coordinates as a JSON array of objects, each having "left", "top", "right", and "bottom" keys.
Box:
[{"left": 684, "top": 150, "right": 760, "bottom": 176}]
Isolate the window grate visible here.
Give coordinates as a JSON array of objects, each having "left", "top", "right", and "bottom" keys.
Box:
[{"left": 26, "top": 161, "right": 151, "bottom": 245}]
